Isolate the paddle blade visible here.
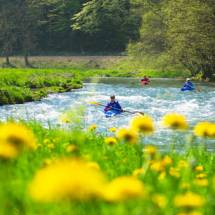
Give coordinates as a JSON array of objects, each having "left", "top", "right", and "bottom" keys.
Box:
[{"left": 89, "top": 101, "right": 101, "bottom": 106}]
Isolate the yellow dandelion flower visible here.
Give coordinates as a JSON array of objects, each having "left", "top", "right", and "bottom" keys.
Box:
[
  {"left": 177, "top": 211, "right": 203, "bottom": 215},
  {"left": 195, "top": 165, "right": 204, "bottom": 172},
  {"left": 0, "top": 123, "right": 36, "bottom": 159},
  {"left": 0, "top": 143, "right": 18, "bottom": 159},
  {"left": 174, "top": 192, "right": 205, "bottom": 208},
  {"left": 194, "top": 179, "right": 208, "bottom": 187},
  {"left": 193, "top": 122, "right": 210, "bottom": 137},
  {"left": 158, "top": 171, "right": 166, "bottom": 180},
  {"left": 109, "top": 127, "right": 117, "bottom": 132},
  {"left": 169, "top": 167, "right": 180, "bottom": 178},
  {"left": 29, "top": 158, "right": 106, "bottom": 202},
  {"left": 130, "top": 115, "right": 154, "bottom": 135},
  {"left": 103, "top": 176, "right": 144, "bottom": 202},
  {"left": 89, "top": 124, "right": 97, "bottom": 131},
  {"left": 162, "top": 113, "right": 188, "bottom": 130},
  {"left": 132, "top": 168, "right": 145, "bottom": 177},
  {"left": 208, "top": 123, "right": 215, "bottom": 138},
  {"left": 59, "top": 113, "right": 71, "bottom": 124},
  {"left": 152, "top": 194, "right": 167, "bottom": 208},
  {"left": 196, "top": 173, "right": 206, "bottom": 179},
  {"left": 104, "top": 137, "right": 117, "bottom": 145},
  {"left": 178, "top": 160, "right": 189, "bottom": 169},
  {"left": 144, "top": 145, "right": 157, "bottom": 156},
  {"left": 116, "top": 127, "right": 138, "bottom": 144},
  {"left": 150, "top": 160, "right": 164, "bottom": 172},
  {"left": 66, "top": 144, "right": 78, "bottom": 153},
  {"left": 0, "top": 123, "right": 36, "bottom": 149},
  {"left": 162, "top": 155, "right": 173, "bottom": 167}
]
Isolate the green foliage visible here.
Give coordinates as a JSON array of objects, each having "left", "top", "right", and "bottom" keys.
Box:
[{"left": 128, "top": 0, "right": 215, "bottom": 79}]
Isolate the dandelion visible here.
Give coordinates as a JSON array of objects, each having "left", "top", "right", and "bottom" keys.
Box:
[
  {"left": 196, "top": 173, "right": 206, "bottom": 179},
  {"left": 195, "top": 165, "right": 204, "bottom": 172},
  {"left": 103, "top": 176, "right": 144, "bottom": 202},
  {"left": 169, "top": 167, "right": 180, "bottom": 178},
  {"left": 59, "top": 113, "right": 71, "bottom": 124},
  {"left": 162, "top": 155, "right": 173, "bottom": 167},
  {"left": 104, "top": 137, "right": 117, "bottom": 145},
  {"left": 66, "top": 144, "right": 78, "bottom": 153},
  {"left": 144, "top": 145, "right": 157, "bottom": 156},
  {"left": 162, "top": 113, "right": 188, "bottom": 130},
  {"left": 174, "top": 192, "right": 205, "bottom": 208},
  {"left": 177, "top": 211, "right": 203, "bottom": 215},
  {"left": 0, "top": 143, "right": 18, "bottom": 159},
  {"left": 152, "top": 194, "right": 167, "bottom": 208},
  {"left": 150, "top": 160, "right": 164, "bottom": 172},
  {"left": 116, "top": 127, "right": 138, "bottom": 144},
  {"left": 178, "top": 160, "right": 189, "bottom": 169},
  {"left": 194, "top": 179, "right": 208, "bottom": 187},
  {"left": 0, "top": 123, "right": 36, "bottom": 159},
  {"left": 132, "top": 168, "right": 145, "bottom": 177},
  {"left": 109, "top": 127, "right": 117, "bottom": 132},
  {"left": 193, "top": 122, "right": 214, "bottom": 138},
  {"left": 29, "top": 158, "right": 106, "bottom": 202},
  {"left": 130, "top": 115, "right": 154, "bottom": 135},
  {"left": 89, "top": 124, "right": 97, "bottom": 131}
]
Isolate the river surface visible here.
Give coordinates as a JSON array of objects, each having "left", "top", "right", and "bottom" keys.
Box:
[{"left": 0, "top": 78, "right": 215, "bottom": 150}]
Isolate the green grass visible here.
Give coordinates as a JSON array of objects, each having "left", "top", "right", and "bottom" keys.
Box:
[
  {"left": 0, "top": 55, "right": 191, "bottom": 105},
  {"left": 0, "top": 120, "right": 214, "bottom": 215}
]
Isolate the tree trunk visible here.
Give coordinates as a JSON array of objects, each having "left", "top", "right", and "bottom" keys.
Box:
[
  {"left": 6, "top": 55, "right": 10, "bottom": 65},
  {"left": 24, "top": 54, "right": 30, "bottom": 66}
]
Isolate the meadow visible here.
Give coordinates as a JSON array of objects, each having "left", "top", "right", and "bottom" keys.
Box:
[{"left": 0, "top": 113, "right": 215, "bottom": 215}]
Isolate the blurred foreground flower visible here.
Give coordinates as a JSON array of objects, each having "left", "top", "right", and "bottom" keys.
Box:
[
  {"left": 162, "top": 113, "right": 188, "bottom": 130},
  {"left": 105, "top": 137, "right": 117, "bottom": 145},
  {"left": 0, "top": 123, "right": 36, "bottom": 159},
  {"left": 103, "top": 176, "right": 144, "bottom": 202},
  {"left": 109, "top": 127, "right": 117, "bottom": 132},
  {"left": 116, "top": 127, "right": 138, "bottom": 144},
  {"left": 130, "top": 115, "right": 154, "bottom": 135},
  {"left": 174, "top": 192, "right": 205, "bottom": 208},
  {"left": 193, "top": 122, "right": 215, "bottom": 138},
  {"left": 29, "top": 158, "right": 106, "bottom": 202},
  {"left": 132, "top": 168, "right": 145, "bottom": 177},
  {"left": 152, "top": 194, "right": 167, "bottom": 208},
  {"left": 89, "top": 124, "right": 97, "bottom": 131}
]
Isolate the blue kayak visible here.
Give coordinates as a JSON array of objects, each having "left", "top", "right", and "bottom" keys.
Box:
[
  {"left": 181, "top": 86, "right": 195, "bottom": 91},
  {"left": 105, "top": 110, "right": 121, "bottom": 118}
]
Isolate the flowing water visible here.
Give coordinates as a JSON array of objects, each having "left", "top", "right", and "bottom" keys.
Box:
[{"left": 0, "top": 78, "right": 215, "bottom": 150}]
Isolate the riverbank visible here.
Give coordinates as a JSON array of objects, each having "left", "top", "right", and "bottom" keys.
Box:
[{"left": 0, "top": 64, "right": 190, "bottom": 105}]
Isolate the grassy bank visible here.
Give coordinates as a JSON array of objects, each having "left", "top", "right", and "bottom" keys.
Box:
[
  {"left": 0, "top": 68, "right": 82, "bottom": 105},
  {"left": 0, "top": 56, "right": 190, "bottom": 105},
  {"left": 0, "top": 114, "right": 214, "bottom": 215}
]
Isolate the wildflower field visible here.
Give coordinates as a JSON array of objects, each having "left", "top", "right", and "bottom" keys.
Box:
[{"left": 0, "top": 114, "right": 215, "bottom": 215}]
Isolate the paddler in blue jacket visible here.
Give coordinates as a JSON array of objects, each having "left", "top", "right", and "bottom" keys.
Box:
[
  {"left": 104, "top": 95, "right": 123, "bottom": 116},
  {"left": 181, "top": 78, "right": 195, "bottom": 91}
]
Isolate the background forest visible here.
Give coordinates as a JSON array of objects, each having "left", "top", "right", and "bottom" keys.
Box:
[{"left": 0, "top": 0, "right": 215, "bottom": 79}]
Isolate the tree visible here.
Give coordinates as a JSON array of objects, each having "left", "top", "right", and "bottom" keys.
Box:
[
  {"left": 128, "top": 0, "right": 215, "bottom": 79},
  {"left": 72, "top": 0, "right": 141, "bottom": 52},
  {"left": 0, "top": 1, "right": 19, "bottom": 65}
]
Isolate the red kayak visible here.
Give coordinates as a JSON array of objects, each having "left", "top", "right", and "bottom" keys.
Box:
[{"left": 141, "top": 79, "right": 150, "bottom": 86}]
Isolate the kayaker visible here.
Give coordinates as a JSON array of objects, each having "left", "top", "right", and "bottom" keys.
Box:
[
  {"left": 104, "top": 95, "right": 123, "bottom": 114},
  {"left": 141, "top": 76, "right": 150, "bottom": 85},
  {"left": 181, "top": 78, "right": 195, "bottom": 91}
]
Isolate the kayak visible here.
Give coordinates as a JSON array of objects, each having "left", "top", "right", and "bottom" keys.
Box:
[
  {"left": 181, "top": 87, "right": 195, "bottom": 91},
  {"left": 105, "top": 110, "right": 121, "bottom": 118},
  {"left": 141, "top": 80, "right": 150, "bottom": 85}
]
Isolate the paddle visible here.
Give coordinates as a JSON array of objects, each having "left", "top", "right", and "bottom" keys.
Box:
[{"left": 89, "top": 102, "right": 144, "bottom": 115}]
